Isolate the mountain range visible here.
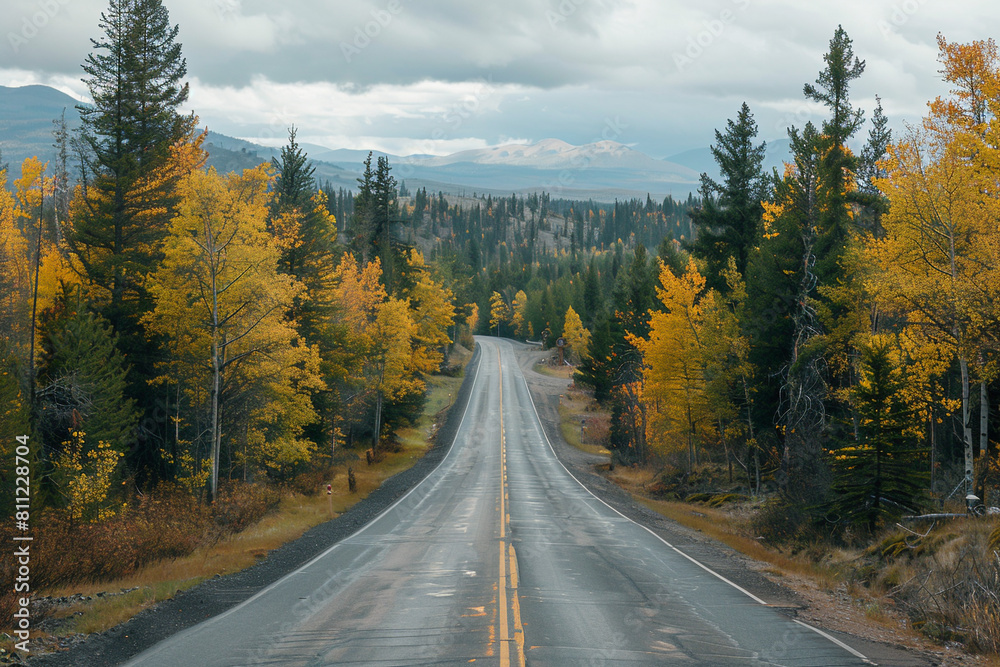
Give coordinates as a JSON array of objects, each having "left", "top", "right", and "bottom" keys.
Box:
[{"left": 0, "top": 84, "right": 791, "bottom": 202}]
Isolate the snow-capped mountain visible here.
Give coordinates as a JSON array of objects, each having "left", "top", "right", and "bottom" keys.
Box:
[
  {"left": 1, "top": 85, "right": 704, "bottom": 201},
  {"left": 407, "top": 138, "right": 697, "bottom": 179}
]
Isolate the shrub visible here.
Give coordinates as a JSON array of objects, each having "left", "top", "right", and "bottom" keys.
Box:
[
  {"left": 289, "top": 467, "right": 330, "bottom": 497},
  {"left": 0, "top": 482, "right": 288, "bottom": 632},
  {"left": 212, "top": 482, "right": 281, "bottom": 534},
  {"left": 750, "top": 497, "right": 810, "bottom": 544}
]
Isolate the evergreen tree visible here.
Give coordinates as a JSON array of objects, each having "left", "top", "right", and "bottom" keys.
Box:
[
  {"left": 583, "top": 257, "right": 601, "bottom": 328},
  {"left": 67, "top": 0, "right": 197, "bottom": 485},
  {"left": 349, "top": 152, "right": 376, "bottom": 264},
  {"left": 72, "top": 0, "right": 193, "bottom": 312},
  {"left": 271, "top": 126, "right": 315, "bottom": 213},
  {"left": 777, "top": 123, "right": 829, "bottom": 502},
  {"left": 856, "top": 97, "right": 892, "bottom": 236},
  {"left": 689, "top": 103, "right": 769, "bottom": 290},
  {"left": 36, "top": 303, "right": 138, "bottom": 465},
  {"left": 575, "top": 313, "right": 614, "bottom": 401},
  {"left": 827, "top": 338, "right": 929, "bottom": 531},
  {"left": 269, "top": 130, "right": 342, "bottom": 452},
  {"left": 374, "top": 156, "right": 399, "bottom": 291},
  {"left": 349, "top": 154, "right": 401, "bottom": 291},
  {"left": 802, "top": 25, "right": 866, "bottom": 288},
  {"left": 605, "top": 247, "right": 655, "bottom": 460}
]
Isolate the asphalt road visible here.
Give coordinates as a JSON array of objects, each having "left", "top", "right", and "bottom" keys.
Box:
[{"left": 123, "top": 338, "right": 872, "bottom": 666}]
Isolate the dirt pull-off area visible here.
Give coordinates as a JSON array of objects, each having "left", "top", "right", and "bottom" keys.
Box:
[{"left": 513, "top": 342, "right": 984, "bottom": 667}]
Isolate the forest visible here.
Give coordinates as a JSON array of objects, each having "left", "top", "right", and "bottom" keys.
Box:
[
  {"left": 569, "top": 30, "right": 1000, "bottom": 536},
  {"left": 2, "top": 0, "right": 1000, "bottom": 648}
]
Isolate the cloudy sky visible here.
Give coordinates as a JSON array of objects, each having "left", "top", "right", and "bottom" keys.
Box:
[{"left": 0, "top": 0, "right": 995, "bottom": 158}]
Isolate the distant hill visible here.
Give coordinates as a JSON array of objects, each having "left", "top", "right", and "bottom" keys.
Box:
[
  {"left": 2, "top": 84, "right": 725, "bottom": 201},
  {"left": 0, "top": 85, "right": 83, "bottom": 172},
  {"left": 316, "top": 139, "right": 702, "bottom": 201}
]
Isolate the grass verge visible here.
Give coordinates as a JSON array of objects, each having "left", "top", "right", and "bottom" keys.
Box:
[{"left": 632, "top": 496, "right": 837, "bottom": 586}]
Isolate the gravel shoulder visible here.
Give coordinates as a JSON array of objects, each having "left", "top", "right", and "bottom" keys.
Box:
[{"left": 513, "top": 341, "right": 978, "bottom": 667}]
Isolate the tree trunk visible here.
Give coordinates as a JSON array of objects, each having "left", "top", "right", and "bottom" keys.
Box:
[
  {"left": 960, "top": 358, "right": 973, "bottom": 497},
  {"left": 373, "top": 391, "right": 383, "bottom": 451},
  {"left": 980, "top": 379, "right": 989, "bottom": 504},
  {"left": 210, "top": 339, "right": 220, "bottom": 502},
  {"left": 929, "top": 406, "right": 937, "bottom": 498},
  {"left": 28, "top": 191, "right": 43, "bottom": 420},
  {"left": 209, "top": 227, "right": 221, "bottom": 503}
]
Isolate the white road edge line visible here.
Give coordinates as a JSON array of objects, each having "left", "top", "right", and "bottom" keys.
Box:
[
  {"left": 137, "top": 345, "right": 486, "bottom": 639},
  {"left": 509, "top": 340, "right": 875, "bottom": 666},
  {"left": 792, "top": 620, "right": 875, "bottom": 664}
]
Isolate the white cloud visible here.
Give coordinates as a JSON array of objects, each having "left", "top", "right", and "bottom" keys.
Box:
[{"left": 0, "top": 68, "right": 89, "bottom": 102}]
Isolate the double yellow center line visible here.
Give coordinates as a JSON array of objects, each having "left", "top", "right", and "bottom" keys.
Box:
[{"left": 497, "top": 347, "right": 526, "bottom": 667}]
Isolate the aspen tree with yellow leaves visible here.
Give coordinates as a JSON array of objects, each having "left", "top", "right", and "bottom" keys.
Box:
[
  {"left": 868, "top": 35, "right": 1000, "bottom": 499},
  {"left": 511, "top": 290, "right": 528, "bottom": 339},
  {"left": 633, "top": 258, "right": 711, "bottom": 472},
  {"left": 145, "top": 166, "right": 321, "bottom": 499},
  {"left": 562, "top": 306, "right": 590, "bottom": 363},
  {"left": 489, "top": 291, "right": 510, "bottom": 337},
  {"left": 402, "top": 249, "right": 456, "bottom": 378},
  {"left": 0, "top": 163, "right": 32, "bottom": 367}
]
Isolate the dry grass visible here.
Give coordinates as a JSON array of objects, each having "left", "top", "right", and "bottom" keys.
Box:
[
  {"left": 33, "top": 361, "right": 470, "bottom": 641},
  {"left": 634, "top": 497, "right": 838, "bottom": 587},
  {"left": 554, "top": 381, "right": 611, "bottom": 458},
  {"left": 607, "top": 465, "right": 658, "bottom": 490},
  {"left": 533, "top": 360, "right": 574, "bottom": 379}
]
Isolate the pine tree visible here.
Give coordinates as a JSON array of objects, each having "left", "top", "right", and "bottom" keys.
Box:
[
  {"left": 271, "top": 126, "right": 316, "bottom": 213},
  {"left": 575, "top": 313, "right": 614, "bottom": 402},
  {"left": 71, "top": 0, "right": 193, "bottom": 314},
  {"left": 827, "top": 338, "right": 928, "bottom": 531},
  {"left": 689, "top": 103, "right": 769, "bottom": 290},
  {"left": 67, "top": 0, "right": 197, "bottom": 485},
  {"left": 374, "top": 156, "right": 399, "bottom": 291},
  {"left": 583, "top": 257, "right": 601, "bottom": 327},
  {"left": 349, "top": 152, "right": 376, "bottom": 264},
  {"left": 36, "top": 304, "right": 138, "bottom": 465},
  {"left": 802, "top": 25, "right": 866, "bottom": 288},
  {"left": 856, "top": 97, "right": 892, "bottom": 236}
]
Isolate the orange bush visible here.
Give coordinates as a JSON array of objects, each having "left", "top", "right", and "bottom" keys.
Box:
[{"left": 0, "top": 482, "right": 281, "bottom": 632}]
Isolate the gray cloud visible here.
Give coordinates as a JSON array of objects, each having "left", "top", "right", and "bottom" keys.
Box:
[{"left": 1, "top": 0, "right": 996, "bottom": 159}]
